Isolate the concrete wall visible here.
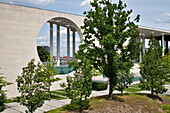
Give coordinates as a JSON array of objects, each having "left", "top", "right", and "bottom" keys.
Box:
[{"left": 0, "top": 3, "right": 84, "bottom": 97}]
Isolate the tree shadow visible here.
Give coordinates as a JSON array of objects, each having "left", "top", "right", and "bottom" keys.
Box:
[
  {"left": 93, "top": 94, "right": 124, "bottom": 102},
  {"left": 146, "top": 94, "right": 163, "bottom": 101}
]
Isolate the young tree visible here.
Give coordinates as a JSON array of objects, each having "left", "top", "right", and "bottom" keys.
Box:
[
  {"left": 61, "top": 62, "right": 92, "bottom": 113},
  {"left": 81, "top": 0, "right": 140, "bottom": 100},
  {"left": 115, "top": 70, "right": 134, "bottom": 94},
  {"left": 42, "top": 56, "right": 60, "bottom": 100},
  {"left": 139, "top": 36, "right": 168, "bottom": 97},
  {"left": 16, "top": 58, "right": 60, "bottom": 113},
  {"left": 61, "top": 42, "right": 93, "bottom": 112},
  {"left": 162, "top": 53, "right": 170, "bottom": 83},
  {"left": 0, "top": 68, "right": 12, "bottom": 112},
  {"left": 16, "top": 59, "right": 47, "bottom": 113}
]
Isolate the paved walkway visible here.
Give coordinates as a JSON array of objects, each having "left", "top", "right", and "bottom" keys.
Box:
[{"left": 3, "top": 84, "right": 170, "bottom": 113}]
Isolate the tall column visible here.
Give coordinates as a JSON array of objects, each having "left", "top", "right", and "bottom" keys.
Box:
[
  {"left": 166, "top": 40, "right": 168, "bottom": 54},
  {"left": 73, "top": 30, "right": 75, "bottom": 61},
  {"left": 50, "top": 23, "right": 53, "bottom": 58},
  {"left": 67, "top": 28, "right": 70, "bottom": 62},
  {"left": 162, "top": 33, "right": 165, "bottom": 55},
  {"left": 142, "top": 34, "right": 145, "bottom": 54},
  {"left": 57, "top": 25, "right": 60, "bottom": 66},
  {"left": 139, "top": 34, "right": 142, "bottom": 63}
]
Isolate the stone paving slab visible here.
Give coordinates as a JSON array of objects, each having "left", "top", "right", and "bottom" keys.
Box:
[
  {"left": 37, "top": 104, "right": 57, "bottom": 112},
  {"left": 163, "top": 85, "right": 170, "bottom": 95},
  {"left": 3, "top": 84, "right": 170, "bottom": 113},
  {"left": 44, "top": 99, "right": 65, "bottom": 108},
  {"left": 2, "top": 108, "right": 21, "bottom": 113},
  {"left": 5, "top": 102, "right": 27, "bottom": 113},
  {"left": 57, "top": 99, "right": 71, "bottom": 105}
]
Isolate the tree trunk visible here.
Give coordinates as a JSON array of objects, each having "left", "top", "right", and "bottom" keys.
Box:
[
  {"left": 151, "top": 79, "right": 154, "bottom": 97},
  {"left": 31, "top": 106, "right": 33, "bottom": 113},
  {"left": 108, "top": 78, "right": 113, "bottom": 100},
  {"left": 121, "top": 89, "right": 123, "bottom": 94},
  {"left": 151, "top": 86, "right": 154, "bottom": 97}
]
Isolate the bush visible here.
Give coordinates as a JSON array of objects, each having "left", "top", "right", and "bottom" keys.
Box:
[
  {"left": 161, "top": 104, "right": 170, "bottom": 113},
  {"left": 92, "top": 81, "right": 108, "bottom": 91}
]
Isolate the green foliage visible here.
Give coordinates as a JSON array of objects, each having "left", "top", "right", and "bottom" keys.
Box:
[
  {"left": 42, "top": 56, "right": 60, "bottom": 100},
  {"left": 115, "top": 70, "right": 134, "bottom": 94},
  {"left": 162, "top": 53, "right": 170, "bottom": 83},
  {"left": 81, "top": 0, "right": 140, "bottom": 100},
  {"left": 139, "top": 36, "right": 168, "bottom": 97},
  {"left": 16, "top": 58, "right": 60, "bottom": 113},
  {"left": 0, "top": 68, "right": 12, "bottom": 112},
  {"left": 161, "top": 104, "right": 170, "bottom": 113},
  {"left": 37, "top": 46, "right": 50, "bottom": 62},
  {"left": 92, "top": 81, "right": 108, "bottom": 91},
  {"left": 61, "top": 60, "right": 93, "bottom": 112},
  {"left": 16, "top": 59, "right": 46, "bottom": 113}
]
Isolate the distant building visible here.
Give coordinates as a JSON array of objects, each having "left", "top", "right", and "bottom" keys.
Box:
[
  {"left": 53, "top": 56, "right": 73, "bottom": 65},
  {"left": 41, "top": 46, "right": 50, "bottom": 53}
]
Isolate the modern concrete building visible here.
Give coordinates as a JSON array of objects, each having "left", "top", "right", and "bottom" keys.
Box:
[{"left": 0, "top": 2, "right": 170, "bottom": 98}]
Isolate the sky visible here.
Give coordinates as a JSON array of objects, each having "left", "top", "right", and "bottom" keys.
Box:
[{"left": 1, "top": 0, "right": 170, "bottom": 56}]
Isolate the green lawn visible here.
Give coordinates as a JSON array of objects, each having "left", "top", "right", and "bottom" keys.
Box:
[
  {"left": 5, "top": 90, "right": 66, "bottom": 104},
  {"left": 124, "top": 88, "right": 144, "bottom": 93},
  {"left": 50, "top": 91, "right": 66, "bottom": 97},
  {"left": 124, "top": 83, "right": 144, "bottom": 93},
  {"left": 46, "top": 94, "right": 170, "bottom": 113}
]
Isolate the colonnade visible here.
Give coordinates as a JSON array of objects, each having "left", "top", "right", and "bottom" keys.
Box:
[
  {"left": 49, "top": 22, "right": 76, "bottom": 66},
  {"left": 139, "top": 33, "right": 168, "bottom": 62}
]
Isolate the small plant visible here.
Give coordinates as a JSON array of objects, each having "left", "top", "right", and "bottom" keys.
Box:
[
  {"left": 115, "top": 70, "right": 134, "bottom": 94},
  {"left": 16, "top": 58, "right": 60, "bottom": 113},
  {"left": 139, "top": 35, "right": 168, "bottom": 97},
  {"left": 16, "top": 59, "right": 47, "bottom": 113},
  {"left": 0, "top": 68, "right": 12, "bottom": 112},
  {"left": 42, "top": 56, "right": 60, "bottom": 100},
  {"left": 61, "top": 60, "right": 92, "bottom": 113},
  {"left": 161, "top": 104, "right": 170, "bottom": 113}
]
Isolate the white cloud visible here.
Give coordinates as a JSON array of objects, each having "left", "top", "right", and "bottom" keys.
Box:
[
  {"left": 80, "top": 0, "right": 92, "bottom": 7},
  {"left": 156, "top": 13, "right": 170, "bottom": 23},
  {"left": 61, "top": 29, "right": 67, "bottom": 35},
  {"left": 37, "top": 36, "right": 48, "bottom": 40},
  {"left": 38, "top": 41, "right": 49, "bottom": 45},
  {"left": 76, "top": 38, "right": 80, "bottom": 42},
  {"left": 61, "top": 44, "right": 67, "bottom": 47}
]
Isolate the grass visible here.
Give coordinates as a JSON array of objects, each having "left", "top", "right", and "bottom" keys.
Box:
[
  {"left": 160, "top": 95, "right": 170, "bottom": 101},
  {"left": 57, "top": 89, "right": 65, "bottom": 92},
  {"left": 46, "top": 93, "right": 170, "bottom": 113},
  {"left": 5, "top": 99, "right": 16, "bottom": 103},
  {"left": 49, "top": 94, "right": 66, "bottom": 100},
  {"left": 46, "top": 105, "right": 71, "bottom": 113},
  {"left": 165, "top": 81, "right": 170, "bottom": 85},
  {"left": 5, "top": 90, "right": 66, "bottom": 104},
  {"left": 124, "top": 88, "right": 144, "bottom": 93},
  {"left": 50, "top": 91, "right": 66, "bottom": 97},
  {"left": 124, "top": 83, "right": 145, "bottom": 93}
]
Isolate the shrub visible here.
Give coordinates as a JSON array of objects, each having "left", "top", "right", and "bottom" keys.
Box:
[
  {"left": 92, "top": 81, "right": 108, "bottom": 91},
  {"left": 0, "top": 68, "right": 12, "bottom": 112},
  {"left": 161, "top": 104, "right": 170, "bottom": 113}
]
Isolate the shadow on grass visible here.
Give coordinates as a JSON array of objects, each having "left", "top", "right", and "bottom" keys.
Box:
[
  {"left": 93, "top": 94, "right": 124, "bottom": 102},
  {"left": 146, "top": 94, "right": 163, "bottom": 101},
  {"left": 93, "top": 93, "right": 167, "bottom": 102}
]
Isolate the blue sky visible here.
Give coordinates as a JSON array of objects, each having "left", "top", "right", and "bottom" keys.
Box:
[{"left": 1, "top": 0, "right": 170, "bottom": 56}]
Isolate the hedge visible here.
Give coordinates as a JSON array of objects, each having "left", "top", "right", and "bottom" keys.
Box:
[{"left": 92, "top": 80, "right": 108, "bottom": 91}]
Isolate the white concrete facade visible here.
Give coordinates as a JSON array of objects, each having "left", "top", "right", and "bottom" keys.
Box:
[
  {"left": 0, "top": 3, "right": 170, "bottom": 98},
  {"left": 0, "top": 3, "right": 84, "bottom": 97}
]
